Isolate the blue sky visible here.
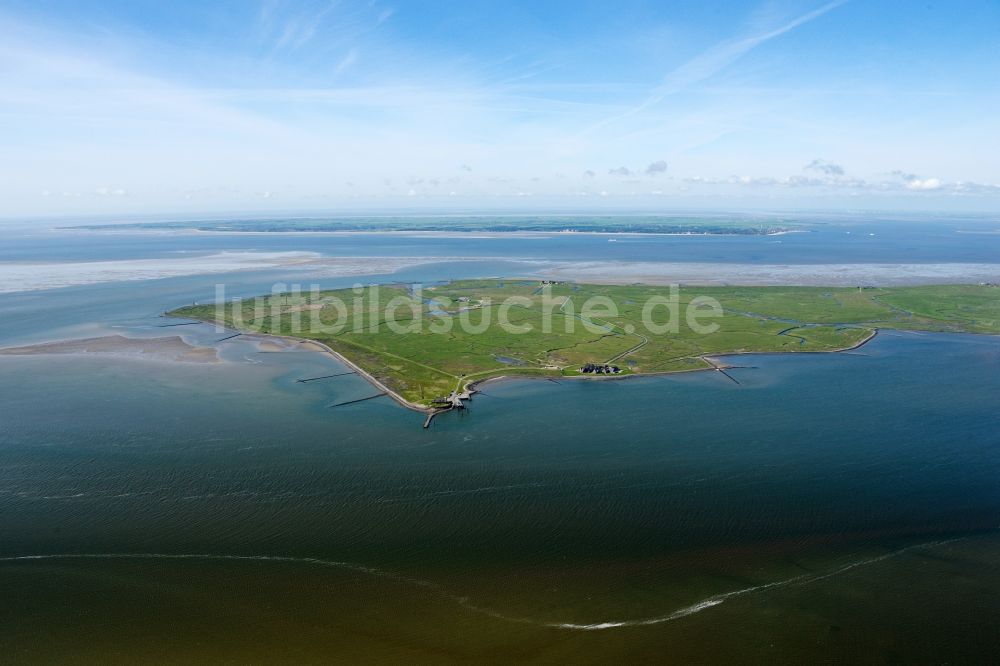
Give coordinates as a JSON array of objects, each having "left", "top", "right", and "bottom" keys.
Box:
[{"left": 2, "top": 0, "right": 999, "bottom": 215}]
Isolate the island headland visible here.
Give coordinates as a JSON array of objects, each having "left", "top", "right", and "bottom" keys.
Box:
[{"left": 168, "top": 280, "right": 1000, "bottom": 423}]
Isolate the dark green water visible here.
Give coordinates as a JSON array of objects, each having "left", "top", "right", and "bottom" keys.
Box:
[{"left": 1, "top": 330, "right": 999, "bottom": 663}]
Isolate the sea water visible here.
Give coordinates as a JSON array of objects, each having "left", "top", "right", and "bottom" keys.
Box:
[{"left": 0, "top": 215, "right": 998, "bottom": 662}]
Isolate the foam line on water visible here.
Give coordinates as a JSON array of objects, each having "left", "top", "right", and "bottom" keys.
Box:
[
  {"left": 548, "top": 574, "right": 808, "bottom": 630},
  {"left": 546, "top": 536, "right": 967, "bottom": 630},
  {"left": 0, "top": 536, "right": 971, "bottom": 632}
]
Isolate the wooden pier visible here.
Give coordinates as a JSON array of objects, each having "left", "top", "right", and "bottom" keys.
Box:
[{"left": 703, "top": 357, "right": 742, "bottom": 385}]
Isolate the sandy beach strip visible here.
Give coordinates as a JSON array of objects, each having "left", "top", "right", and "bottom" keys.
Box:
[{"left": 0, "top": 335, "right": 220, "bottom": 363}]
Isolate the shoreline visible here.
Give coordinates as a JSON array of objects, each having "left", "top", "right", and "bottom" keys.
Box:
[
  {"left": 272, "top": 334, "right": 443, "bottom": 416},
  {"left": 704, "top": 326, "right": 880, "bottom": 361},
  {"left": 464, "top": 328, "right": 880, "bottom": 395},
  {"left": 15, "top": 318, "right": 996, "bottom": 427},
  {"left": 191, "top": 321, "right": 882, "bottom": 421},
  {"left": 158, "top": 315, "right": 446, "bottom": 417}
]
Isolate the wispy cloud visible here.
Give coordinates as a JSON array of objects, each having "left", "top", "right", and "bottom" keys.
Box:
[
  {"left": 333, "top": 47, "right": 358, "bottom": 75},
  {"left": 271, "top": 1, "right": 340, "bottom": 51},
  {"left": 1, "top": 0, "right": 998, "bottom": 215},
  {"left": 582, "top": 0, "right": 849, "bottom": 135}
]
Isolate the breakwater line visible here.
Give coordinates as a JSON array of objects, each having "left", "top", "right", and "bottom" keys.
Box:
[
  {"left": 156, "top": 321, "right": 202, "bottom": 328},
  {"left": 328, "top": 392, "right": 387, "bottom": 408},
  {"left": 297, "top": 371, "right": 356, "bottom": 383}
]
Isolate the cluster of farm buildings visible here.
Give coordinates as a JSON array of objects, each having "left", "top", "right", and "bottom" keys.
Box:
[{"left": 580, "top": 363, "right": 621, "bottom": 375}]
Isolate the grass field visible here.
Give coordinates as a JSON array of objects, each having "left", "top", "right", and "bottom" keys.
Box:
[{"left": 170, "top": 280, "right": 1000, "bottom": 407}]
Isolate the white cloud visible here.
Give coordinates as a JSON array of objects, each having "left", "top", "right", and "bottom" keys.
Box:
[
  {"left": 804, "top": 159, "right": 845, "bottom": 176},
  {"left": 905, "top": 178, "right": 941, "bottom": 191},
  {"left": 645, "top": 160, "right": 668, "bottom": 175},
  {"left": 681, "top": 170, "right": 1000, "bottom": 198},
  {"left": 94, "top": 186, "right": 127, "bottom": 197}
]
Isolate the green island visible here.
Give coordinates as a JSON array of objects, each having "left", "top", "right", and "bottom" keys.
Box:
[{"left": 170, "top": 281, "right": 1000, "bottom": 414}]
